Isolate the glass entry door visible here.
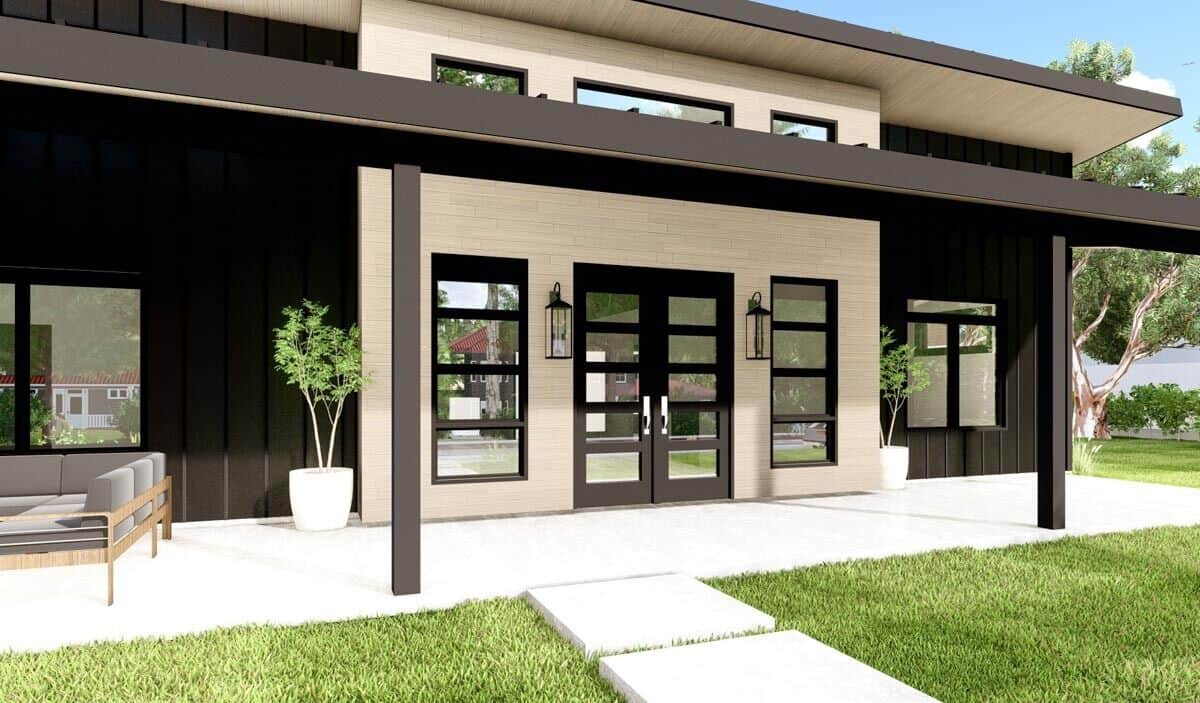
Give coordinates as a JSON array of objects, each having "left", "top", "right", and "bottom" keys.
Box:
[{"left": 573, "top": 263, "right": 733, "bottom": 508}]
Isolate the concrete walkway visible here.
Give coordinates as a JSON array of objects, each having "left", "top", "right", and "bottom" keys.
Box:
[{"left": 2, "top": 473, "right": 1199, "bottom": 652}]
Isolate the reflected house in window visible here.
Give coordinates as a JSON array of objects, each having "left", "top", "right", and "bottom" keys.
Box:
[
  {"left": 0, "top": 371, "right": 141, "bottom": 433},
  {"left": 446, "top": 325, "right": 517, "bottom": 420}
]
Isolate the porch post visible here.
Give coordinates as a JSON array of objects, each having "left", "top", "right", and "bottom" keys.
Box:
[
  {"left": 1034, "top": 233, "right": 1068, "bottom": 530},
  {"left": 392, "top": 164, "right": 421, "bottom": 594}
]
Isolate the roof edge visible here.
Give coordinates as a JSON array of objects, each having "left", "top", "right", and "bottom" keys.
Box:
[{"left": 634, "top": 0, "right": 1184, "bottom": 118}]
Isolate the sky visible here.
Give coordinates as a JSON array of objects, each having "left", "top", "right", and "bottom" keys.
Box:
[{"left": 763, "top": 0, "right": 1200, "bottom": 165}]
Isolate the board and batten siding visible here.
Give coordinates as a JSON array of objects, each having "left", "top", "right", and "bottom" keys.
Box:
[
  {"left": 358, "top": 171, "right": 880, "bottom": 522},
  {"left": 357, "top": 0, "right": 880, "bottom": 147}
]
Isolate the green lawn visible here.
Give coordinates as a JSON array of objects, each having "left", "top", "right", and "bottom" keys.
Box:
[
  {"left": 4, "top": 527, "right": 1199, "bottom": 703},
  {"left": 1080, "top": 437, "right": 1200, "bottom": 489}
]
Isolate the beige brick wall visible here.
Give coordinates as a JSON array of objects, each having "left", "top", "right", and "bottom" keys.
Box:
[
  {"left": 359, "top": 0, "right": 880, "bottom": 147},
  {"left": 359, "top": 167, "right": 394, "bottom": 523},
  {"left": 358, "top": 171, "right": 881, "bottom": 521}
]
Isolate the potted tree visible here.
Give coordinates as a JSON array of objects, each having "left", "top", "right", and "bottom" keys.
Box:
[
  {"left": 879, "top": 325, "right": 930, "bottom": 490},
  {"left": 274, "top": 300, "right": 368, "bottom": 531}
]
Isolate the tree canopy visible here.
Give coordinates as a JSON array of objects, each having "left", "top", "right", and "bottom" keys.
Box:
[{"left": 1048, "top": 39, "right": 1134, "bottom": 82}]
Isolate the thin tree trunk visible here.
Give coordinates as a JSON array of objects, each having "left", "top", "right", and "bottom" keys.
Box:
[{"left": 304, "top": 391, "right": 325, "bottom": 469}]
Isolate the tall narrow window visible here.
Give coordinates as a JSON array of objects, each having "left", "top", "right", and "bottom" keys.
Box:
[
  {"left": 771, "top": 112, "right": 837, "bottom": 142},
  {"left": 771, "top": 278, "right": 837, "bottom": 466},
  {"left": 0, "top": 284, "right": 14, "bottom": 450},
  {"left": 0, "top": 277, "right": 142, "bottom": 452},
  {"left": 433, "top": 56, "right": 526, "bottom": 96},
  {"left": 906, "top": 299, "right": 1002, "bottom": 429},
  {"left": 575, "top": 80, "right": 732, "bottom": 126},
  {"left": 433, "top": 255, "right": 528, "bottom": 482}
]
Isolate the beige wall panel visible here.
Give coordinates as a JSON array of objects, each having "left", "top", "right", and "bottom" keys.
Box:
[
  {"left": 357, "top": 172, "right": 880, "bottom": 520},
  {"left": 359, "top": 167, "right": 394, "bottom": 523},
  {"left": 359, "top": 0, "right": 880, "bottom": 147}
]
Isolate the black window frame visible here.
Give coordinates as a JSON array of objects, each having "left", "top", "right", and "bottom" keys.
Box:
[
  {"left": 431, "top": 254, "right": 529, "bottom": 484},
  {"left": 770, "top": 277, "right": 838, "bottom": 468},
  {"left": 0, "top": 267, "right": 146, "bottom": 455},
  {"left": 432, "top": 55, "right": 528, "bottom": 96},
  {"left": 573, "top": 78, "right": 734, "bottom": 127},
  {"left": 770, "top": 111, "right": 838, "bottom": 143},
  {"left": 905, "top": 298, "right": 1005, "bottom": 431}
]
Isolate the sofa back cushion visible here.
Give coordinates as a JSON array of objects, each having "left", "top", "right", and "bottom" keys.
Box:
[
  {"left": 82, "top": 467, "right": 135, "bottom": 540},
  {"left": 127, "top": 459, "right": 155, "bottom": 523},
  {"left": 61, "top": 452, "right": 164, "bottom": 495},
  {"left": 0, "top": 455, "right": 63, "bottom": 497}
]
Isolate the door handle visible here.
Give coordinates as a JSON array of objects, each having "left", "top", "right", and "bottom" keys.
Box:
[
  {"left": 642, "top": 396, "right": 651, "bottom": 435},
  {"left": 661, "top": 395, "right": 669, "bottom": 435}
]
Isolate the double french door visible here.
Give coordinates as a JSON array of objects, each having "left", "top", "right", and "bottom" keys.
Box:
[{"left": 573, "top": 264, "right": 733, "bottom": 508}]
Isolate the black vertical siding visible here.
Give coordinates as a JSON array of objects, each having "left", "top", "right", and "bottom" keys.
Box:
[
  {"left": 881, "top": 123, "right": 1073, "bottom": 178},
  {"left": 881, "top": 208, "right": 1041, "bottom": 478},
  {"left": 1, "top": 1, "right": 358, "bottom": 68},
  {"left": 0, "top": 111, "right": 358, "bottom": 522}
]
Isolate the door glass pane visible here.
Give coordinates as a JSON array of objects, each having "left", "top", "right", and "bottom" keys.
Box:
[
  {"left": 773, "top": 331, "right": 825, "bottom": 369},
  {"left": 437, "top": 319, "right": 519, "bottom": 364},
  {"left": 436, "top": 281, "right": 520, "bottom": 310},
  {"left": 908, "top": 322, "right": 949, "bottom": 428},
  {"left": 773, "top": 377, "right": 825, "bottom": 416},
  {"left": 586, "top": 293, "right": 639, "bottom": 323},
  {"left": 670, "top": 410, "right": 717, "bottom": 440},
  {"left": 668, "top": 335, "right": 716, "bottom": 364},
  {"left": 586, "top": 373, "right": 639, "bottom": 402},
  {"left": 436, "top": 429, "right": 519, "bottom": 478},
  {"left": 669, "top": 373, "right": 716, "bottom": 401},
  {"left": 669, "top": 297, "right": 716, "bottom": 326},
  {"left": 586, "top": 413, "right": 640, "bottom": 443},
  {"left": 959, "top": 324, "right": 998, "bottom": 426},
  {"left": 0, "top": 284, "right": 13, "bottom": 449},
  {"left": 30, "top": 286, "right": 140, "bottom": 448},
  {"left": 773, "top": 283, "right": 826, "bottom": 323},
  {"left": 907, "top": 300, "right": 996, "bottom": 316},
  {"left": 437, "top": 375, "right": 520, "bottom": 420},
  {"left": 586, "top": 333, "right": 639, "bottom": 363},
  {"left": 773, "top": 422, "right": 829, "bottom": 464},
  {"left": 586, "top": 452, "right": 640, "bottom": 483},
  {"left": 669, "top": 449, "right": 717, "bottom": 479}
]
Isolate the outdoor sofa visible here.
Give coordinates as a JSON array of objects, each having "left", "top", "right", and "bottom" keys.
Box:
[{"left": 0, "top": 452, "right": 172, "bottom": 605}]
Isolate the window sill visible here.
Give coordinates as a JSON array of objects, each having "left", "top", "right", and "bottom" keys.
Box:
[
  {"left": 772, "top": 461, "right": 837, "bottom": 470},
  {"left": 432, "top": 473, "right": 528, "bottom": 485}
]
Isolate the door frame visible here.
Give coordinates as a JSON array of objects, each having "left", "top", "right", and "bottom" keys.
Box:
[{"left": 572, "top": 262, "right": 734, "bottom": 508}]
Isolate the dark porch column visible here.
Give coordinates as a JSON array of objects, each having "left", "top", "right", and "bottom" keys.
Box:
[
  {"left": 1034, "top": 233, "right": 1068, "bottom": 529},
  {"left": 392, "top": 164, "right": 421, "bottom": 594}
]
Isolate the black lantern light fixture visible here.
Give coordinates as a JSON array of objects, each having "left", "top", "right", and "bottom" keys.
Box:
[
  {"left": 546, "top": 282, "right": 573, "bottom": 359},
  {"left": 746, "top": 291, "right": 771, "bottom": 360}
]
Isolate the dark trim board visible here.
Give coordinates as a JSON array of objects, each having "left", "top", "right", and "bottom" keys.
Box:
[
  {"left": 392, "top": 164, "right": 421, "bottom": 596},
  {"left": 3, "top": 18, "right": 1199, "bottom": 233},
  {"left": 1035, "top": 235, "right": 1068, "bottom": 530}
]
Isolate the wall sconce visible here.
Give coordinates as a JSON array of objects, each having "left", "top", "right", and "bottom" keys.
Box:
[
  {"left": 545, "top": 282, "right": 573, "bottom": 359},
  {"left": 746, "top": 291, "right": 771, "bottom": 360}
]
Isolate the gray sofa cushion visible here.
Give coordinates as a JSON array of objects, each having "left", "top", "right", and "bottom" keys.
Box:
[
  {"left": 0, "top": 455, "right": 63, "bottom": 497},
  {"left": 61, "top": 452, "right": 162, "bottom": 495},
  {"left": 0, "top": 495, "right": 56, "bottom": 517},
  {"left": 0, "top": 517, "right": 106, "bottom": 556},
  {"left": 81, "top": 467, "right": 134, "bottom": 540},
  {"left": 127, "top": 459, "right": 155, "bottom": 523}
]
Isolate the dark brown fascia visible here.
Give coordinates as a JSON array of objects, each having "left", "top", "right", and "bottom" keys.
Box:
[
  {"left": 634, "top": 0, "right": 1183, "bottom": 118},
  {"left": 2, "top": 17, "right": 1199, "bottom": 232}
]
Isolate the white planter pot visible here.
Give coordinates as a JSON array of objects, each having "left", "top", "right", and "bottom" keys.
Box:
[
  {"left": 289, "top": 467, "right": 353, "bottom": 531},
  {"left": 880, "top": 446, "right": 909, "bottom": 490}
]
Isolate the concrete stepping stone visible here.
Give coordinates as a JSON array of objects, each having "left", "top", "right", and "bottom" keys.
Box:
[
  {"left": 599, "top": 630, "right": 941, "bottom": 703},
  {"left": 525, "top": 574, "right": 774, "bottom": 656}
]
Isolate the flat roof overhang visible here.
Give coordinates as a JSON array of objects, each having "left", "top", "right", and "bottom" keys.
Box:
[
  {"left": 405, "top": 0, "right": 1181, "bottom": 163},
  {"left": 3, "top": 17, "right": 1200, "bottom": 234}
]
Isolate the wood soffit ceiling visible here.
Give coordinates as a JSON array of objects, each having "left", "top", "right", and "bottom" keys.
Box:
[{"left": 411, "top": 0, "right": 1182, "bottom": 163}]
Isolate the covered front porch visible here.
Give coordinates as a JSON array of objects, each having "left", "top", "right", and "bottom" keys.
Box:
[{"left": 3, "top": 473, "right": 1198, "bottom": 653}]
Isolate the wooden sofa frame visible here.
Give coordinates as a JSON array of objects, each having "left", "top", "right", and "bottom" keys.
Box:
[{"left": 0, "top": 476, "right": 173, "bottom": 605}]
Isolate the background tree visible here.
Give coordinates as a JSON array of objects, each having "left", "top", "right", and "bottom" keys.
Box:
[{"left": 1051, "top": 41, "right": 1200, "bottom": 437}]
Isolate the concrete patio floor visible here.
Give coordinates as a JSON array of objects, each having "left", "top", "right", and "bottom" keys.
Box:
[{"left": 3, "top": 473, "right": 1199, "bottom": 653}]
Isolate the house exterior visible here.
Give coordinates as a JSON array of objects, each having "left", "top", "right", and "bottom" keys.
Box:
[{"left": 2, "top": 0, "right": 1199, "bottom": 594}]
